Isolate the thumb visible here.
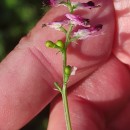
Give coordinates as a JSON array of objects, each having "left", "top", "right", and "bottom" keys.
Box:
[{"left": 113, "top": 0, "right": 130, "bottom": 65}]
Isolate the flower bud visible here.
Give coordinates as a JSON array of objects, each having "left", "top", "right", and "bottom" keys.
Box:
[
  {"left": 56, "top": 40, "right": 64, "bottom": 48},
  {"left": 65, "top": 65, "right": 72, "bottom": 76},
  {"left": 45, "top": 41, "right": 55, "bottom": 48}
]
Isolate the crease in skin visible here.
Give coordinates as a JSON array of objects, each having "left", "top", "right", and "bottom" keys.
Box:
[
  {"left": 28, "top": 46, "right": 62, "bottom": 85},
  {"left": 16, "top": 28, "right": 62, "bottom": 85}
]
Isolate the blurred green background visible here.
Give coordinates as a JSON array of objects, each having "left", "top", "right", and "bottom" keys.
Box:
[{"left": 0, "top": 0, "right": 50, "bottom": 129}]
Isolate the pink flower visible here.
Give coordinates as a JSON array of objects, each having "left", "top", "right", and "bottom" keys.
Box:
[
  {"left": 71, "top": 1, "right": 100, "bottom": 10},
  {"left": 48, "top": 22, "right": 63, "bottom": 30},
  {"left": 73, "top": 24, "right": 103, "bottom": 40},
  {"left": 43, "top": 14, "right": 91, "bottom": 31},
  {"left": 65, "top": 14, "right": 90, "bottom": 27},
  {"left": 43, "top": 20, "right": 68, "bottom": 30}
]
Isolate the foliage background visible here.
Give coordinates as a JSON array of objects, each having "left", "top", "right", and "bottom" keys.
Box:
[{"left": 0, "top": 0, "right": 50, "bottom": 129}]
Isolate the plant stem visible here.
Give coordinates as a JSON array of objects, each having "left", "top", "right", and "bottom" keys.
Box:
[
  {"left": 61, "top": 23, "right": 74, "bottom": 130},
  {"left": 62, "top": 50, "right": 72, "bottom": 130},
  {"left": 62, "top": 83, "right": 72, "bottom": 130},
  {"left": 66, "top": 24, "right": 74, "bottom": 46}
]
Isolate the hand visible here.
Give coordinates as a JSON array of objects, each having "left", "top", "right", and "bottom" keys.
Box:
[{"left": 0, "top": 0, "right": 130, "bottom": 129}]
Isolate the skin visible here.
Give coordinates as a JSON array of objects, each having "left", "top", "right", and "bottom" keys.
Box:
[{"left": 0, "top": 0, "right": 130, "bottom": 129}]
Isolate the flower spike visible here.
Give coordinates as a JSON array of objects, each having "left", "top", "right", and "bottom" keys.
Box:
[{"left": 43, "top": 0, "right": 103, "bottom": 129}]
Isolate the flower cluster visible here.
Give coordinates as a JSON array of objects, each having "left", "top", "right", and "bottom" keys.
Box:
[
  {"left": 43, "top": 1, "right": 103, "bottom": 129},
  {"left": 43, "top": 0, "right": 103, "bottom": 80},
  {"left": 43, "top": 0, "right": 102, "bottom": 41},
  {"left": 43, "top": 0, "right": 103, "bottom": 76}
]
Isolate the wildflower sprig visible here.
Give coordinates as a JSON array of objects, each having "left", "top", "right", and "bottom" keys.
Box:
[{"left": 43, "top": 1, "right": 102, "bottom": 130}]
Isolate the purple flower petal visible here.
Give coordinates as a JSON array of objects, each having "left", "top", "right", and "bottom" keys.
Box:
[
  {"left": 71, "top": 1, "right": 100, "bottom": 10},
  {"left": 65, "top": 14, "right": 90, "bottom": 27},
  {"left": 86, "top": 1, "right": 95, "bottom": 6},
  {"left": 73, "top": 24, "right": 103, "bottom": 40},
  {"left": 89, "top": 24, "right": 103, "bottom": 32}
]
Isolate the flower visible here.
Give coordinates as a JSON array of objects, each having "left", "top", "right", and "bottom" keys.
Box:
[
  {"left": 43, "top": 21, "right": 68, "bottom": 30},
  {"left": 48, "top": 22, "right": 63, "bottom": 30},
  {"left": 73, "top": 24, "right": 103, "bottom": 40},
  {"left": 71, "top": 1, "right": 101, "bottom": 10},
  {"left": 73, "top": 29, "right": 90, "bottom": 40},
  {"left": 43, "top": 0, "right": 100, "bottom": 11},
  {"left": 65, "top": 14, "right": 90, "bottom": 27},
  {"left": 43, "top": 14, "right": 90, "bottom": 31},
  {"left": 89, "top": 24, "right": 103, "bottom": 31}
]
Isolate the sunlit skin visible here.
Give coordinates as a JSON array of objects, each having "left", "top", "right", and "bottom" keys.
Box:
[{"left": 0, "top": 0, "right": 130, "bottom": 129}]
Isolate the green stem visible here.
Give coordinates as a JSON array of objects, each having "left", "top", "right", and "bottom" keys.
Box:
[
  {"left": 66, "top": 24, "right": 74, "bottom": 46},
  {"left": 63, "top": 49, "right": 67, "bottom": 75},
  {"left": 60, "top": 26, "right": 67, "bottom": 34},
  {"left": 61, "top": 22, "right": 74, "bottom": 130},
  {"left": 62, "top": 84, "right": 72, "bottom": 130},
  {"left": 62, "top": 50, "right": 72, "bottom": 130}
]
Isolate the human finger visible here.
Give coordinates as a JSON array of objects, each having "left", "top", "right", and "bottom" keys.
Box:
[
  {"left": 113, "top": 0, "right": 130, "bottom": 65},
  {"left": 47, "top": 56, "right": 130, "bottom": 130}
]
